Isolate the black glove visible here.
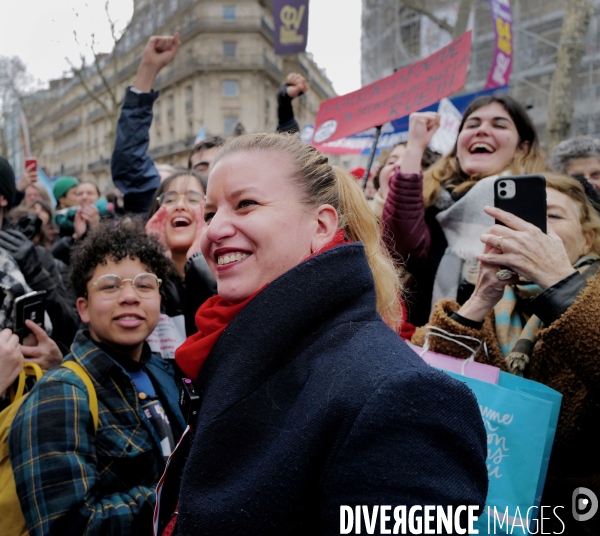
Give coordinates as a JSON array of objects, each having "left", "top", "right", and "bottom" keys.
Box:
[
  {"left": 0, "top": 229, "right": 43, "bottom": 282},
  {"left": 12, "top": 214, "right": 42, "bottom": 241}
]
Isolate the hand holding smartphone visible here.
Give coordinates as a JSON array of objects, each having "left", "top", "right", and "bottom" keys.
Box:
[
  {"left": 24, "top": 157, "right": 37, "bottom": 174},
  {"left": 13, "top": 291, "right": 46, "bottom": 343},
  {"left": 494, "top": 175, "right": 547, "bottom": 233}
]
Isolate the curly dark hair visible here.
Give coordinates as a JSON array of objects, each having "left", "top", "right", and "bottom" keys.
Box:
[{"left": 70, "top": 217, "right": 172, "bottom": 298}]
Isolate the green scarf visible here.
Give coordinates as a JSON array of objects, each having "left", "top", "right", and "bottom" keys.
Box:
[{"left": 493, "top": 254, "right": 600, "bottom": 375}]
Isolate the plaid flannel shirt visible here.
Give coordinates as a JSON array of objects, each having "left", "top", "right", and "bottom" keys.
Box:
[{"left": 9, "top": 330, "right": 185, "bottom": 536}]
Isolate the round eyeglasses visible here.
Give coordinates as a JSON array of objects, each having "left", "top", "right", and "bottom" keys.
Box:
[
  {"left": 90, "top": 273, "right": 162, "bottom": 300},
  {"left": 157, "top": 190, "right": 205, "bottom": 207}
]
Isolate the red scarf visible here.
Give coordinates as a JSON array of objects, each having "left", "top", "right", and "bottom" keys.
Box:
[{"left": 175, "top": 230, "right": 349, "bottom": 381}]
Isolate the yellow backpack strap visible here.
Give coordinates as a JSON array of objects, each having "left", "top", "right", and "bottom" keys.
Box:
[
  {"left": 62, "top": 361, "right": 99, "bottom": 432},
  {"left": 9, "top": 362, "right": 44, "bottom": 403}
]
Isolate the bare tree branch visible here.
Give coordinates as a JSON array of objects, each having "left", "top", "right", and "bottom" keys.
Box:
[
  {"left": 105, "top": 1, "right": 125, "bottom": 109},
  {"left": 453, "top": 0, "right": 473, "bottom": 38},
  {"left": 0, "top": 56, "right": 40, "bottom": 156},
  {"left": 547, "top": 0, "right": 594, "bottom": 150},
  {"left": 64, "top": 1, "right": 126, "bottom": 150},
  {"left": 89, "top": 35, "right": 117, "bottom": 106},
  {"left": 66, "top": 55, "right": 111, "bottom": 117},
  {"left": 400, "top": 1, "right": 454, "bottom": 35}
]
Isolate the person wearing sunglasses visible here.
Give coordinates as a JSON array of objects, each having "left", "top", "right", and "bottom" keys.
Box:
[
  {"left": 145, "top": 171, "right": 217, "bottom": 353},
  {"left": 8, "top": 218, "right": 186, "bottom": 535}
]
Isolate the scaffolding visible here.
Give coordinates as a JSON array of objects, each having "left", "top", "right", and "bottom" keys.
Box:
[{"left": 360, "top": 0, "right": 600, "bottom": 143}]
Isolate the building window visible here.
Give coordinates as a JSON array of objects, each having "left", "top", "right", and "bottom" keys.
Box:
[
  {"left": 223, "top": 5, "right": 236, "bottom": 20},
  {"left": 222, "top": 80, "right": 239, "bottom": 98},
  {"left": 186, "top": 86, "right": 193, "bottom": 111},
  {"left": 155, "top": 101, "right": 161, "bottom": 122},
  {"left": 167, "top": 95, "right": 174, "bottom": 118},
  {"left": 223, "top": 41, "right": 237, "bottom": 58},
  {"left": 224, "top": 116, "right": 238, "bottom": 134}
]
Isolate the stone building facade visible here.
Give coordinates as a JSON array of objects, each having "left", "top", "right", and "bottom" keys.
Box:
[{"left": 29, "top": 0, "right": 335, "bottom": 192}]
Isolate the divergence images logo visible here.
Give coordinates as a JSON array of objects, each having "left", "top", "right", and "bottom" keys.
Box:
[{"left": 572, "top": 487, "right": 598, "bottom": 522}]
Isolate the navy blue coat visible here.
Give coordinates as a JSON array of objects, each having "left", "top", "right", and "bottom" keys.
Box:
[
  {"left": 111, "top": 88, "right": 161, "bottom": 215},
  {"left": 176, "top": 243, "right": 488, "bottom": 535}
]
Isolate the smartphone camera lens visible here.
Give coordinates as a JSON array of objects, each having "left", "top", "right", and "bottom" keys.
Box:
[
  {"left": 500, "top": 190, "right": 507, "bottom": 197},
  {"left": 499, "top": 182, "right": 506, "bottom": 188}
]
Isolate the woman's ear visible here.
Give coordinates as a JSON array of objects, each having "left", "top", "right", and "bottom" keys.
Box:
[
  {"left": 310, "top": 204, "right": 339, "bottom": 254},
  {"left": 76, "top": 297, "right": 90, "bottom": 324},
  {"left": 517, "top": 140, "right": 531, "bottom": 155},
  {"left": 582, "top": 230, "right": 594, "bottom": 257}
]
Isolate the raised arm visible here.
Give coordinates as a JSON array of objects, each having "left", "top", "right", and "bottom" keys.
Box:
[
  {"left": 276, "top": 73, "right": 308, "bottom": 134},
  {"left": 111, "top": 34, "right": 181, "bottom": 214},
  {"left": 381, "top": 113, "right": 440, "bottom": 261}
]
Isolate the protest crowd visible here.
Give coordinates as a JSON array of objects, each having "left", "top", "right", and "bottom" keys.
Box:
[{"left": 1, "top": 21, "right": 600, "bottom": 536}]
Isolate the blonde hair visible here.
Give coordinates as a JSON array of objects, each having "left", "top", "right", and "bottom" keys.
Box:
[
  {"left": 544, "top": 172, "right": 600, "bottom": 255},
  {"left": 213, "top": 133, "right": 404, "bottom": 330},
  {"left": 21, "top": 182, "right": 52, "bottom": 206},
  {"left": 422, "top": 95, "right": 546, "bottom": 208}
]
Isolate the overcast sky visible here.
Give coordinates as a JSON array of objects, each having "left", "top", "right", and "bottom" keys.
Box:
[{"left": 0, "top": 0, "right": 362, "bottom": 96}]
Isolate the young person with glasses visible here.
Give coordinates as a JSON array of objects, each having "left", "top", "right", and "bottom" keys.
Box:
[
  {"left": 145, "top": 171, "right": 217, "bottom": 352},
  {"left": 8, "top": 218, "right": 186, "bottom": 535}
]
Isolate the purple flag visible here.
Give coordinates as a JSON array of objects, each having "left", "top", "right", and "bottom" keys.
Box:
[
  {"left": 273, "top": 0, "right": 309, "bottom": 55},
  {"left": 485, "top": 0, "right": 513, "bottom": 89}
]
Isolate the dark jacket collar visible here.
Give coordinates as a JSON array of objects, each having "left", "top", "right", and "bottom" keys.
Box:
[
  {"left": 195, "top": 243, "right": 379, "bottom": 418},
  {"left": 93, "top": 337, "right": 152, "bottom": 372},
  {"left": 70, "top": 330, "right": 160, "bottom": 387},
  {"left": 68, "top": 329, "right": 186, "bottom": 434}
]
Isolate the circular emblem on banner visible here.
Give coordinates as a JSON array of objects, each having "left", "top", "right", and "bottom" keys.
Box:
[
  {"left": 300, "top": 125, "right": 314, "bottom": 144},
  {"left": 313, "top": 119, "right": 338, "bottom": 143}
]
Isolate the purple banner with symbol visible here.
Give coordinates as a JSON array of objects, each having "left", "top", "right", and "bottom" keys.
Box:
[
  {"left": 273, "top": 0, "right": 309, "bottom": 55},
  {"left": 485, "top": 0, "right": 513, "bottom": 89}
]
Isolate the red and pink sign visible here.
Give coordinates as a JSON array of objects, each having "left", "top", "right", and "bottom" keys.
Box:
[
  {"left": 312, "top": 31, "right": 472, "bottom": 150},
  {"left": 485, "top": 0, "right": 513, "bottom": 89}
]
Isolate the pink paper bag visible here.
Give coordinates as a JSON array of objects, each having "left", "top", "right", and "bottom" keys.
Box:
[{"left": 408, "top": 342, "right": 500, "bottom": 385}]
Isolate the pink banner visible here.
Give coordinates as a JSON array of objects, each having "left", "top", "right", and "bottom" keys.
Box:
[
  {"left": 485, "top": 0, "right": 513, "bottom": 89},
  {"left": 312, "top": 32, "right": 472, "bottom": 149}
]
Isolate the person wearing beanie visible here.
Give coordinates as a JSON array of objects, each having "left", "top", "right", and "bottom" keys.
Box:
[
  {"left": 53, "top": 176, "right": 80, "bottom": 209},
  {"left": 0, "top": 156, "right": 17, "bottom": 226}
]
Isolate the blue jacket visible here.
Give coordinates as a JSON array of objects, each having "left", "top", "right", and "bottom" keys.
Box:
[
  {"left": 9, "top": 331, "right": 186, "bottom": 535},
  {"left": 111, "top": 88, "right": 161, "bottom": 214},
  {"left": 174, "top": 243, "right": 488, "bottom": 535}
]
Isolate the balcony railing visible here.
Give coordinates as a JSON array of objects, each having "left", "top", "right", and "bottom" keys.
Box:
[
  {"left": 179, "top": 15, "right": 275, "bottom": 41},
  {"left": 54, "top": 117, "right": 82, "bottom": 137},
  {"left": 154, "top": 53, "right": 283, "bottom": 88},
  {"left": 148, "top": 136, "right": 197, "bottom": 158},
  {"left": 87, "top": 107, "right": 105, "bottom": 122},
  {"left": 88, "top": 157, "right": 111, "bottom": 170},
  {"left": 61, "top": 164, "right": 83, "bottom": 176}
]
